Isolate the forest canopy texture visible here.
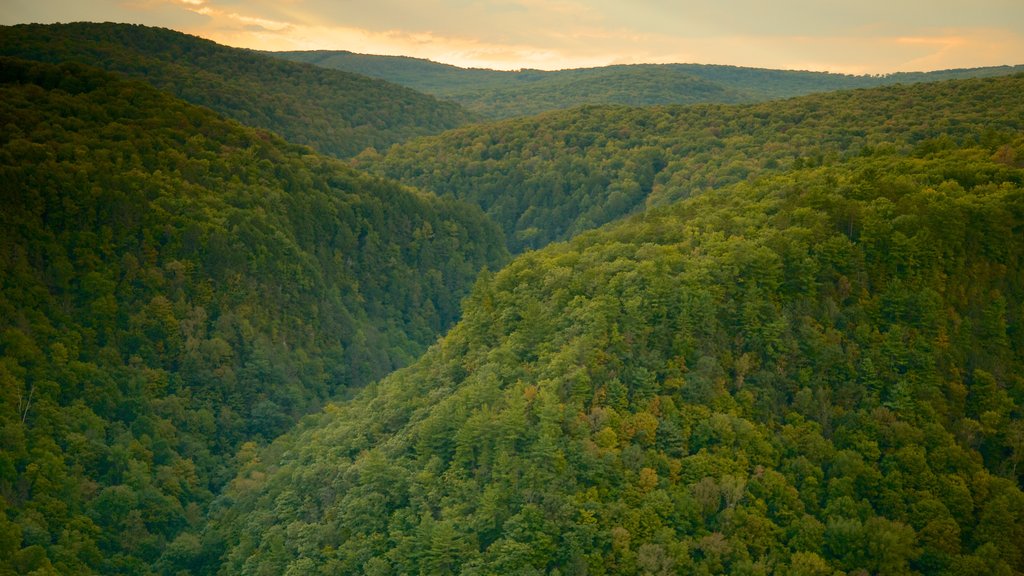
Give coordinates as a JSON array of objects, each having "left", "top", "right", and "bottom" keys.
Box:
[
  {"left": 0, "top": 56, "right": 505, "bottom": 575},
  {"left": 0, "top": 23, "right": 474, "bottom": 158},
  {"left": 363, "top": 74, "right": 1024, "bottom": 251},
  {"left": 0, "top": 22, "right": 1023, "bottom": 576},
  {"left": 276, "top": 49, "right": 1024, "bottom": 120},
  {"left": 208, "top": 138, "right": 1024, "bottom": 576}
]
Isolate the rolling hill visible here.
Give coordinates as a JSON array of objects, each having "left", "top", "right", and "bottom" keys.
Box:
[
  {"left": 0, "top": 23, "right": 475, "bottom": 157},
  {"left": 275, "top": 49, "right": 1024, "bottom": 119},
  {"left": 362, "top": 74, "right": 1024, "bottom": 251},
  {"left": 0, "top": 56, "right": 506, "bottom": 575},
  {"left": 2, "top": 20, "right": 1023, "bottom": 576},
  {"left": 205, "top": 137, "right": 1024, "bottom": 575}
]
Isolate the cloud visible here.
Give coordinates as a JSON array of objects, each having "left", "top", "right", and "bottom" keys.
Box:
[
  {"left": 759, "top": 29, "right": 1024, "bottom": 74},
  {"left": 3, "top": 0, "right": 1023, "bottom": 72}
]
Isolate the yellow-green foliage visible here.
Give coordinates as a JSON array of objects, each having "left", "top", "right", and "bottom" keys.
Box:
[
  {"left": 210, "top": 143, "right": 1024, "bottom": 575},
  {"left": 0, "top": 23, "right": 475, "bottom": 158},
  {"left": 366, "top": 74, "right": 1024, "bottom": 251},
  {"left": 0, "top": 57, "right": 506, "bottom": 575},
  {"left": 279, "top": 50, "right": 1024, "bottom": 120}
]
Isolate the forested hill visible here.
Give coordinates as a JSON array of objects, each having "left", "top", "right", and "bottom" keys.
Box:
[
  {"left": 0, "top": 57, "right": 506, "bottom": 575},
  {"left": 0, "top": 22, "right": 474, "bottom": 158},
  {"left": 207, "top": 136, "right": 1024, "bottom": 575},
  {"left": 363, "top": 74, "right": 1024, "bottom": 252},
  {"left": 273, "top": 53, "right": 748, "bottom": 118},
  {"left": 275, "top": 49, "right": 1024, "bottom": 119}
]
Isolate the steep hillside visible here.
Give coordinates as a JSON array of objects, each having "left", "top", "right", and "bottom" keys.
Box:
[
  {"left": 208, "top": 140, "right": 1024, "bottom": 575},
  {"left": 363, "top": 74, "right": 1024, "bottom": 251},
  {"left": 276, "top": 50, "right": 1024, "bottom": 119},
  {"left": 0, "top": 57, "right": 506, "bottom": 575},
  {"left": 0, "top": 23, "right": 474, "bottom": 157}
]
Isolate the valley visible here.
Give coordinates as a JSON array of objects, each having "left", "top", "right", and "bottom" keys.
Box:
[{"left": 0, "top": 21, "right": 1022, "bottom": 576}]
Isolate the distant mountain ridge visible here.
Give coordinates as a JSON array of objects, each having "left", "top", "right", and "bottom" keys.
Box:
[
  {"left": 0, "top": 23, "right": 475, "bottom": 157},
  {"left": 274, "top": 49, "right": 1024, "bottom": 118},
  {"left": 363, "top": 73, "right": 1024, "bottom": 251}
]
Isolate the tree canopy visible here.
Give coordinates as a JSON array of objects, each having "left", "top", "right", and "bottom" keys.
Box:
[
  {"left": 2, "top": 23, "right": 1023, "bottom": 576},
  {"left": 277, "top": 49, "right": 1024, "bottom": 119},
  {"left": 363, "top": 74, "right": 1024, "bottom": 251},
  {"left": 0, "top": 56, "right": 506, "bottom": 575},
  {"left": 208, "top": 138, "right": 1024, "bottom": 575},
  {"left": 0, "top": 23, "right": 475, "bottom": 158}
]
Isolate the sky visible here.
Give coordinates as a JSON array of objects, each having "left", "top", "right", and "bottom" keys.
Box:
[{"left": 3, "top": 0, "right": 1024, "bottom": 73}]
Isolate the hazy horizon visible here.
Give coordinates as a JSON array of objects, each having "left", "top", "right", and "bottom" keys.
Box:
[{"left": 3, "top": 1, "right": 1024, "bottom": 74}]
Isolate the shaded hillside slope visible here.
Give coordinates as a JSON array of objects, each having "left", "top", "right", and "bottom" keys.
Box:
[
  {"left": 0, "top": 23, "right": 474, "bottom": 157},
  {"left": 276, "top": 49, "right": 1024, "bottom": 119},
  {"left": 0, "top": 57, "right": 506, "bottom": 575},
  {"left": 208, "top": 140, "right": 1024, "bottom": 575},
  {"left": 364, "top": 74, "right": 1024, "bottom": 251},
  {"left": 277, "top": 55, "right": 750, "bottom": 118}
]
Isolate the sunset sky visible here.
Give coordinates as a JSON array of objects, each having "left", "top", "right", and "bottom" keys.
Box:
[{"left": 3, "top": 0, "right": 1024, "bottom": 73}]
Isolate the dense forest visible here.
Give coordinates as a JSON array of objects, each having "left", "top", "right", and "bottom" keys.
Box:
[
  {"left": 276, "top": 49, "right": 1024, "bottom": 119},
  {"left": 363, "top": 74, "right": 1024, "bottom": 251},
  {"left": 2, "top": 20, "right": 1023, "bottom": 576},
  {"left": 207, "top": 138, "right": 1024, "bottom": 575},
  {"left": 0, "top": 23, "right": 474, "bottom": 157},
  {"left": 0, "top": 57, "right": 506, "bottom": 575}
]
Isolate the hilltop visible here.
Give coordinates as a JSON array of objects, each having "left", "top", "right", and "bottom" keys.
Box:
[
  {"left": 0, "top": 23, "right": 474, "bottom": 157},
  {"left": 276, "top": 49, "right": 1024, "bottom": 119},
  {"left": 362, "top": 74, "right": 1024, "bottom": 251}
]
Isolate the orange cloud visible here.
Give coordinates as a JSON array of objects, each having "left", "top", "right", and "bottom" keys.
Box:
[{"left": 151, "top": 0, "right": 1024, "bottom": 73}]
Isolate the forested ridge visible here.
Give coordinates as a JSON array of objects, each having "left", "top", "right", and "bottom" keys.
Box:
[
  {"left": 207, "top": 138, "right": 1024, "bottom": 575},
  {"left": 0, "top": 57, "right": 506, "bottom": 575},
  {"left": 272, "top": 54, "right": 748, "bottom": 119},
  {"left": 0, "top": 23, "right": 474, "bottom": 158},
  {"left": 276, "top": 49, "right": 1024, "bottom": 119},
  {"left": 1, "top": 21, "right": 1023, "bottom": 576},
  {"left": 363, "top": 74, "right": 1024, "bottom": 251}
]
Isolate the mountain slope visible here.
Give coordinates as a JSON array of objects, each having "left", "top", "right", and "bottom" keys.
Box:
[
  {"left": 0, "top": 57, "right": 506, "bottom": 575},
  {"left": 275, "top": 50, "right": 512, "bottom": 95},
  {"left": 0, "top": 23, "right": 474, "bottom": 157},
  {"left": 275, "top": 50, "right": 1024, "bottom": 119},
  {"left": 275, "top": 54, "right": 751, "bottom": 117},
  {"left": 430, "top": 65, "right": 749, "bottom": 119},
  {"left": 208, "top": 140, "right": 1024, "bottom": 575},
  {"left": 363, "top": 74, "right": 1024, "bottom": 251}
]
